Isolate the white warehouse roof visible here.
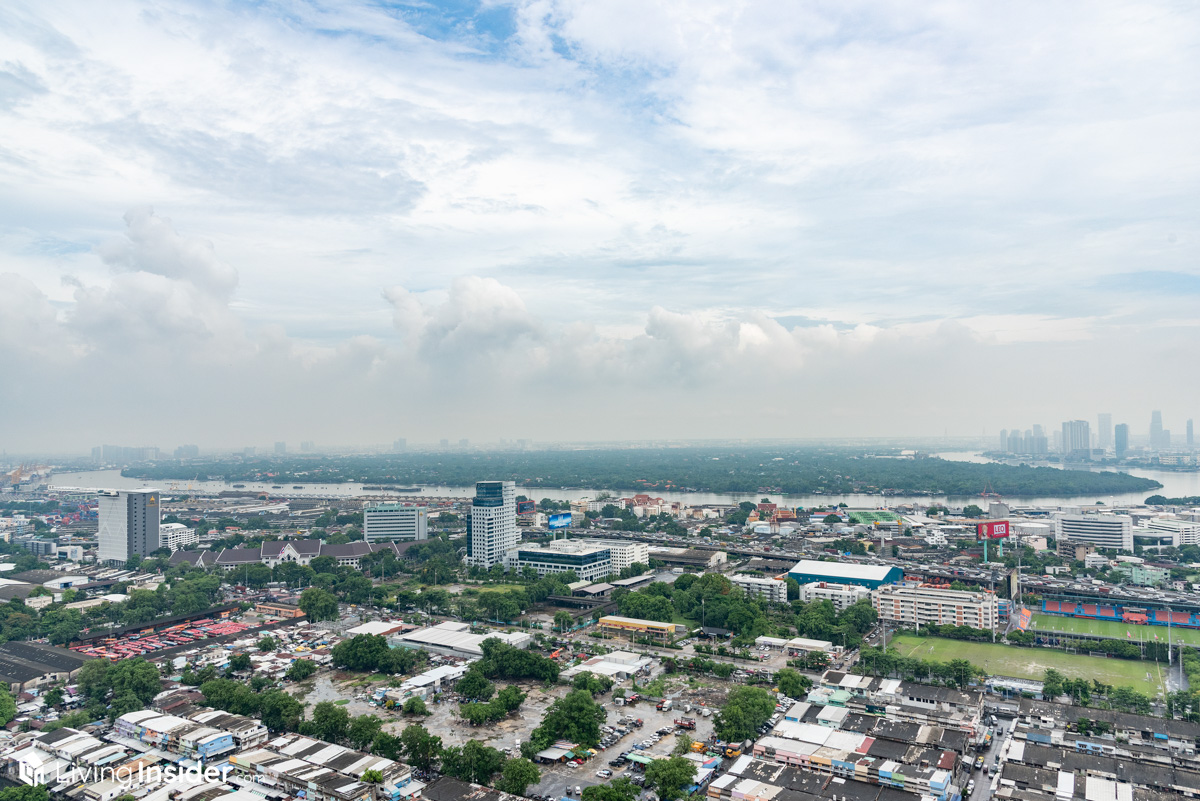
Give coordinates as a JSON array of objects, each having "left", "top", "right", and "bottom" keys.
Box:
[{"left": 788, "top": 560, "right": 897, "bottom": 582}]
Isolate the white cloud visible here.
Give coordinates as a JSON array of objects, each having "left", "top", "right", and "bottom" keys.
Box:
[{"left": 2, "top": 1, "right": 1200, "bottom": 449}]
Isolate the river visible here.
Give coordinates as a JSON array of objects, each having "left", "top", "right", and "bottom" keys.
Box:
[{"left": 46, "top": 452, "right": 1196, "bottom": 508}]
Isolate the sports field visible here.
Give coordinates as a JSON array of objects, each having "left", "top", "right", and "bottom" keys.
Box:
[
  {"left": 1032, "top": 613, "right": 1200, "bottom": 646},
  {"left": 888, "top": 635, "right": 1166, "bottom": 696}
]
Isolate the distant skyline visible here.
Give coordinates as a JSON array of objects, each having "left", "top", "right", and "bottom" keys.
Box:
[{"left": 2, "top": 2, "right": 1200, "bottom": 451}]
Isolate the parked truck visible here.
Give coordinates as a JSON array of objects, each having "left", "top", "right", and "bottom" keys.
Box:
[
  {"left": 674, "top": 718, "right": 697, "bottom": 730},
  {"left": 657, "top": 698, "right": 673, "bottom": 711}
]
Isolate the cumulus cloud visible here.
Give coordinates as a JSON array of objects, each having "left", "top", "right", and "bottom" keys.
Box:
[
  {"left": 97, "top": 207, "right": 238, "bottom": 299},
  {"left": 2, "top": 3, "right": 1200, "bottom": 449}
]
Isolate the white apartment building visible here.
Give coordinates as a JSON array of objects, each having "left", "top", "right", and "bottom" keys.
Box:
[
  {"left": 468, "top": 481, "right": 517, "bottom": 568},
  {"left": 1146, "top": 517, "right": 1200, "bottom": 546},
  {"left": 1055, "top": 513, "right": 1134, "bottom": 552},
  {"left": 798, "top": 581, "right": 871, "bottom": 611},
  {"left": 159, "top": 522, "right": 198, "bottom": 552},
  {"left": 550, "top": 538, "right": 649, "bottom": 571},
  {"left": 364, "top": 503, "right": 429, "bottom": 542},
  {"left": 872, "top": 584, "right": 998, "bottom": 629},
  {"left": 731, "top": 574, "right": 788, "bottom": 603}
]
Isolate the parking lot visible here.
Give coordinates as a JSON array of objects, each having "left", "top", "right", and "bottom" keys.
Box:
[{"left": 529, "top": 678, "right": 724, "bottom": 800}]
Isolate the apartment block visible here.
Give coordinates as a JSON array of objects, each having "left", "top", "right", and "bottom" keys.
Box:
[{"left": 872, "top": 584, "right": 998, "bottom": 629}]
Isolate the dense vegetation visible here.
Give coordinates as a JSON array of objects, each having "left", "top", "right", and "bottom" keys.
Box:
[
  {"left": 124, "top": 446, "right": 1160, "bottom": 497},
  {"left": 1146, "top": 495, "right": 1200, "bottom": 505}
]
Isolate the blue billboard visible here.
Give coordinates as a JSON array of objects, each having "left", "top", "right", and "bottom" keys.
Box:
[{"left": 548, "top": 512, "right": 571, "bottom": 530}]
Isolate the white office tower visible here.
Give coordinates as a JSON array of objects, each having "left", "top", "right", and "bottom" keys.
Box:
[
  {"left": 97, "top": 489, "right": 161, "bottom": 565},
  {"left": 469, "top": 481, "right": 517, "bottom": 568},
  {"left": 1055, "top": 513, "right": 1134, "bottom": 552},
  {"left": 363, "top": 503, "right": 429, "bottom": 542}
]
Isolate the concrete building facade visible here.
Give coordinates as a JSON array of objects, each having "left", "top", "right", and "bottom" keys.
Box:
[
  {"left": 731, "top": 574, "right": 788, "bottom": 603},
  {"left": 1054, "top": 513, "right": 1134, "bottom": 552},
  {"left": 872, "top": 584, "right": 998, "bottom": 629},
  {"left": 363, "top": 503, "right": 429, "bottom": 543},
  {"left": 97, "top": 489, "right": 161, "bottom": 565},
  {"left": 468, "top": 481, "right": 517, "bottom": 568},
  {"left": 797, "top": 581, "right": 871, "bottom": 611}
]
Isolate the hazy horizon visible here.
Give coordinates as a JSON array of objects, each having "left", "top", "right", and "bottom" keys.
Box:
[{"left": 3, "top": 2, "right": 1199, "bottom": 452}]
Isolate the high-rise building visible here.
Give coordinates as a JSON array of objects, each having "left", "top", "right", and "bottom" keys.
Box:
[
  {"left": 392, "top": 438, "right": 407, "bottom": 452},
  {"left": 1097, "top": 413, "right": 1112, "bottom": 451},
  {"left": 1150, "top": 411, "right": 1164, "bottom": 450},
  {"left": 97, "top": 489, "right": 161, "bottom": 565},
  {"left": 998, "top": 429, "right": 1008, "bottom": 452},
  {"left": 1188, "top": 419, "right": 1195, "bottom": 448},
  {"left": 1114, "top": 423, "right": 1129, "bottom": 459},
  {"left": 1060, "top": 420, "right": 1091, "bottom": 459},
  {"left": 274, "top": 441, "right": 287, "bottom": 455},
  {"left": 300, "top": 441, "right": 315, "bottom": 452},
  {"left": 468, "top": 481, "right": 517, "bottom": 568},
  {"left": 174, "top": 444, "right": 200, "bottom": 458},
  {"left": 363, "top": 503, "right": 429, "bottom": 542}
]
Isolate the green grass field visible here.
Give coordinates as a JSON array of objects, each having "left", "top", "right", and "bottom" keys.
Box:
[
  {"left": 888, "top": 634, "right": 1166, "bottom": 696},
  {"left": 1032, "top": 613, "right": 1200, "bottom": 646}
]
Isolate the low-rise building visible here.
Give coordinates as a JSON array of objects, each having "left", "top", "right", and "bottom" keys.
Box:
[
  {"left": 159, "top": 522, "right": 199, "bottom": 552},
  {"left": 797, "top": 581, "right": 871, "bottom": 610},
  {"left": 597, "top": 615, "right": 686, "bottom": 643},
  {"left": 872, "top": 584, "right": 998, "bottom": 630},
  {"left": 504, "top": 541, "right": 613, "bottom": 582},
  {"left": 731, "top": 574, "right": 787, "bottom": 603},
  {"left": 391, "top": 621, "right": 530, "bottom": 659}
]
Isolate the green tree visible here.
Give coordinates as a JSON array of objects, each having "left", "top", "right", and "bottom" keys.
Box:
[
  {"left": 260, "top": 688, "right": 304, "bottom": 731},
  {"left": 456, "top": 669, "right": 495, "bottom": 701},
  {"left": 554, "top": 610, "right": 573, "bottom": 633},
  {"left": 0, "top": 686, "right": 16, "bottom": 726},
  {"left": 349, "top": 715, "right": 384, "bottom": 751},
  {"left": 1043, "top": 669, "right": 1065, "bottom": 700},
  {"left": 442, "top": 740, "right": 504, "bottom": 784},
  {"left": 715, "top": 686, "right": 775, "bottom": 742},
  {"left": 822, "top": 514, "right": 841, "bottom": 526},
  {"left": 582, "top": 779, "right": 639, "bottom": 801},
  {"left": 526, "top": 689, "right": 606, "bottom": 752},
  {"left": 258, "top": 636, "right": 278, "bottom": 652},
  {"left": 644, "top": 755, "right": 697, "bottom": 801},
  {"left": 400, "top": 724, "right": 443, "bottom": 771},
  {"left": 372, "top": 732, "right": 403, "bottom": 760},
  {"left": 962, "top": 504, "right": 984, "bottom": 518},
  {"left": 286, "top": 659, "right": 318, "bottom": 681},
  {"left": 402, "top": 697, "right": 429, "bottom": 716},
  {"left": 672, "top": 734, "right": 694, "bottom": 756},
  {"left": 495, "top": 758, "right": 541, "bottom": 796},
  {"left": 332, "top": 634, "right": 391, "bottom": 672},
  {"left": 311, "top": 700, "right": 351, "bottom": 743},
  {"left": 774, "top": 668, "right": 810, "bottom": 699},
  {"left": 299, "top": 587, "right": 340, "bottom": 622},
  {"left": 229, "top": 653, "right": 252, "bottom": 672},
  {"left": 0, "top": 787, "right": 51, "bottom": 801}
]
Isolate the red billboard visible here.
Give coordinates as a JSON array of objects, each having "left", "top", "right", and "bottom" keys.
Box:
[
  {"left": 976, "top": 520, "right": 1010, "bottom": 540},
  {"left": 516, "top": 500, "right": 536, "bottom": 515}
]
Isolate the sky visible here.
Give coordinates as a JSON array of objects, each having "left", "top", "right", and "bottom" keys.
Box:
[{"left": 2, "top": 0, "right": 1199, "bottom": 453}]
